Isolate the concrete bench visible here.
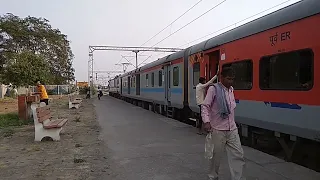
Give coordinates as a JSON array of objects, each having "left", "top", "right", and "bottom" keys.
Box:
[
  {"left": 31, "top": 102, "right": 68, "bottom": 141},
  {"left": 68, "top": 94, "right": 82, "bottom": 109}
]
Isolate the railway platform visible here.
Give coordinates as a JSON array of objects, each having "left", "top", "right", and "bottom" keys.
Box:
[{"left": 94, "top": 95, "right": 320, "bottom": 180}]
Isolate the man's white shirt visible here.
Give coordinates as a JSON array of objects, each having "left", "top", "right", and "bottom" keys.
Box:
[{"left": 196, "top": 75, "right": 217, "bottom": 105}]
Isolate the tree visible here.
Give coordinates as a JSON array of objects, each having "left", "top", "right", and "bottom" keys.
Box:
[
  {"left": 1, "top": 52, "right": 51, "bottom": 86},
  {"left": 0, "top": 13, "right": 75, "bottom": 85}
]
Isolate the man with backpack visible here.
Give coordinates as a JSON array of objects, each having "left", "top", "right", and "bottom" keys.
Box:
[{"left": 201, "top": 67, "right": 245, "bottom": 180}]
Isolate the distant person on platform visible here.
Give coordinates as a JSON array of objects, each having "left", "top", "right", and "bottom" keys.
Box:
[
  {"left": 196, "top": 70, "right": 218, "bottom": 135},
  {"left": 33, "top": 81, "right": 49, "bottom": 105},
  {"left": 86, "top": 88, "right": 90, "bottom": 99}
]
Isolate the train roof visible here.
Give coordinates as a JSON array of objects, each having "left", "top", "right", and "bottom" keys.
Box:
[
  {"left": 120, "top": 0, "right": 320, "bottom": 78},
  {"left": 190, "top": 0, "right": 320, "bottom": 54},
  {"left": 121, "top": 50, "right": 185, "bottom": 77},
  {"left": 139, "top": 50, "right": 185, "bottom": 71}
]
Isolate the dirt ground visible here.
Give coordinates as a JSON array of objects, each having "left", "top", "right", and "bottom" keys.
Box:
[
  {"left": 0, "top": 98, "right": 17, "bottom": 114},
  {"left": 0, "top": 95, "right": 67, "bottom": 115},
  {"left": 0, "top": 96, "right": 118, "bottom": 180}
]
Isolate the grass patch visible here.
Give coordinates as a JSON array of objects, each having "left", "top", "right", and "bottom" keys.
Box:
[
  {"left": 0, "top": 97, "right": 16, "bottom": 102},
  {"left": 0, "top": 113, "right": 31, "bottom": 128}
]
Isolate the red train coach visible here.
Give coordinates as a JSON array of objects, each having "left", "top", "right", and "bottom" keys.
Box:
[
  {"left": 186, "top": 0, "right": 320, "bottom": 166},
  {"left": 109, "top": 0, "right": 320, "bottom": 169}
]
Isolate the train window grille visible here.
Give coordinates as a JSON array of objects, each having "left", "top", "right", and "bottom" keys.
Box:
[
  {"left": 159, "top": 71, "right": 163, "bottom": 87},
  {"left": 259, "top": 49, "right": 313, "bottom": 91},
  {"left": 132, "top": 76, "right": 136, "bottom": 88},
  {"left": 169, "top": 70, "right": 171, "bottom": 88},
  {"left": 151, "top": 72, "right": 155, "bottom": 87},
  {"left": 136, "top": 74, "right": 141, "bottom": 95},
  {"left": 146, "top": 74, "right": 149, "bottom": 87},
  {"left": 128, "top": 77, "right": 131, "bottom": 94},
  {"left": 193, "top": 62, "right": 200, "bottom": 86},
  {"left": 173, "top": 66, "right": 179, "bottom": 86},
  {"left": 222, "top": 60, "right": 253, "bottom": 90}
]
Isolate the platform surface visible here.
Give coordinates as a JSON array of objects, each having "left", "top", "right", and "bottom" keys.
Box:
[{"left": 94, "top": 96, "right": 320, "bottom": 180}]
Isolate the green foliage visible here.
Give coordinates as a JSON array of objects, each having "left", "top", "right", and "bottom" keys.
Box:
[
  {"left": 91, "top": 87, "right": 97, "bottom": 95},
  {"left": 2, "top": 52, "right": 51, "bottom": 86},
  {"left": 0, "top": 112, "right": 31, "bottom": 128},
  {"left": 0, "top": 13, "right": 75, "bottom": 85},
  {"left": 79, "top": 87, "right": 88, "bottom": 95},
  {"left": 46, "top": 89, "right": 56, "bottom": 95}
]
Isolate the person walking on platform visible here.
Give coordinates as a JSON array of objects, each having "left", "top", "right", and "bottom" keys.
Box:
[
  {"left": 196, "top": 72, "right": 218, "bottom": 135},
  {"left": 201, "top": 67, "right": 245, "bottom": 180},
  {"left": 33, "top": 81, "right": 49, "bottom": 105},
  {"left": 86, "top": 88, "right": 91, "bottom": 99}
]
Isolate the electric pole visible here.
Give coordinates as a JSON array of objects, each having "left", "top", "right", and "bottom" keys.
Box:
[
  {"left": 87, "top": 45, "right": 184, "bottom": 95},
  {"left": 115, "top": 63, "right": 131, "bottom": 73}
]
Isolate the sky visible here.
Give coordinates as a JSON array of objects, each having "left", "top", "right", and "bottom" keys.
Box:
[{"left": 0, "top": 0, "right": 301, "bottom": 84}]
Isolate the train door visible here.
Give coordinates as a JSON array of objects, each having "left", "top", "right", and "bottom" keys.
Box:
[
  {"left": 120, "top": 78, "right": 123, "bottom": 94},
  {"left": 136, "top": 74, "right": 140, "bottom": 95},
  {"left": 164, "top": 65, "right": 171, "bottom": 104},
  {"left": 128, "top": 76, "right": 131, "bottom": 94},
  {"left": 208, "top": 50, "right": 220, "bottom": 82}
]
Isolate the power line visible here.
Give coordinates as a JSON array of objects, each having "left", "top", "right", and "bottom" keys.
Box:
[
  {"left": 152, "top": 0, "right": 226, "bottom": 47},
  {"left": 139, "top": 0, "right": 204, "bottom": 47},
  {"left": 123, "top": 0, "right": 205, "bottom": 64},
  {"left": 138, "top": 0, "right": 227, "bottom": 67},
  {"left": 178, "top": 0, "right": 295, "bottom": 48},
  {"left": 138, "top": 0, "right": 295, "bottom": 67}
]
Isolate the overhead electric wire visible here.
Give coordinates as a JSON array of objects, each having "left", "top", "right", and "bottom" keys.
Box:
[
  {"left": 178, "top": 0, "right": 295, "bottom": 48},
  {"left": 122, "top": 0, "right": 204, "bottom": 66},
  {"left": 138, "top": 0, "right": 227, "bottom": 67},
  {"left": 139, "top": 0, "right": 204, "bottom": 47},
  {"left": 139, "top": 0, "right": 295, "bottom": 66}
]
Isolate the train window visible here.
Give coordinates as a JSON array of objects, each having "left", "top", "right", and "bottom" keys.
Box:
[
  {"left": 146, "top": 74, "right": 149, "bottom": 87},
  {"left": 173, "top": 66, "right": 179, "bottom": 86},
  {"left": 260, "top": 49, "right": 313, "bottom": 90},
  {"left": 151, "top": 72, "right": 154, "bottom": 87},
  {"left": 222, "top": 60, "right": 253, "bottom": 90},
  {"left": 132, "top": 76, "right": 135, "bottom": 88},
  {"left": 159, "top": 71, "right": 162, "bottom": 87},
  {"left": 193, "top": 62, "right": 200, "bottom": 86}
]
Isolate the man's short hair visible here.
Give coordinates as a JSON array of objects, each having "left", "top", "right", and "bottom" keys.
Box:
[
  {"left": 221, "top": 67, "right": 235, "bottom": 77},
  {"left": 199, "top": 77, "right": 206, "bottom": 83}
]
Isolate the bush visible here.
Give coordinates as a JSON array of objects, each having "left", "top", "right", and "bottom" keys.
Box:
[
  {"left": 47, "top": 89, "right": 57, "bottom": 95},
  {"left": 92, "top": 87, "right": 97, "bottom": 95},
  {"left": 79, "top": 87, "right": 88, "bottom": 95},
  {"left": 0, "top": 113, "right": 31, "bottom": 128}
]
